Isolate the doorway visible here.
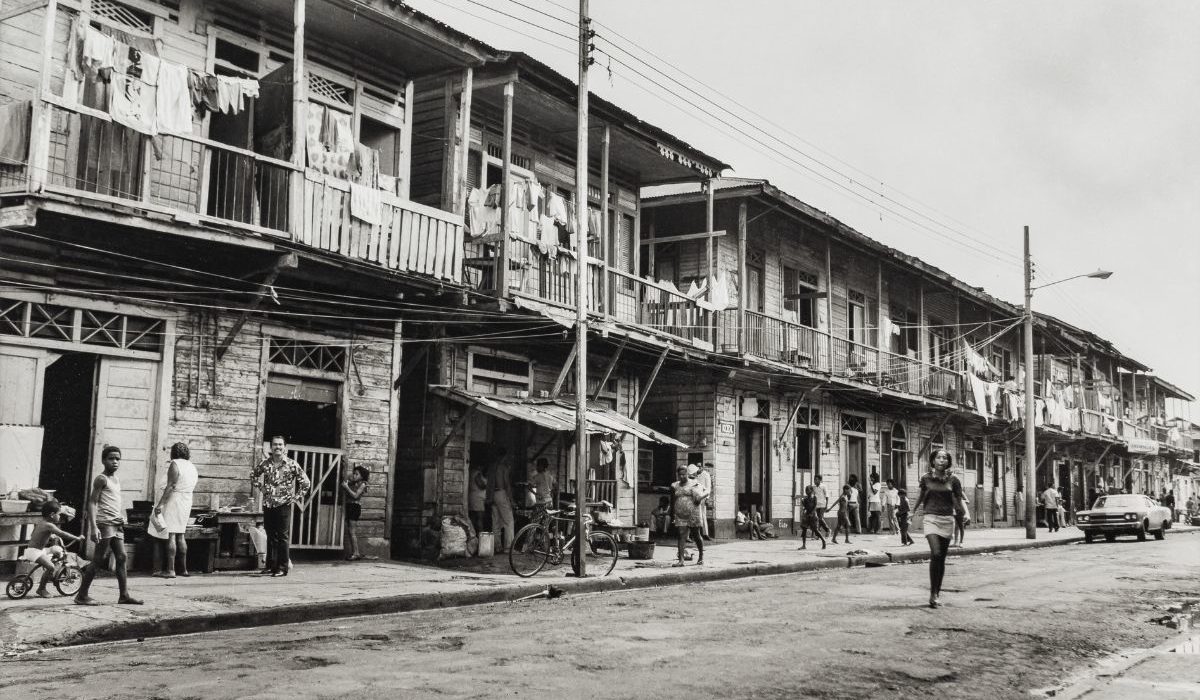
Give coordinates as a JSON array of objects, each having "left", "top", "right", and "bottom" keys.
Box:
[
  {"left": 38, "top": 353, "right": 98, "bottom": 521},
  {"left": 845, "top": 435, "right": 867, "bottom": 529},
  {"left": 738, "top": 422, "right": 769, "bottom": 519},
  {"left": 794, "top": 428, "right": 816, "bottom": 526}
]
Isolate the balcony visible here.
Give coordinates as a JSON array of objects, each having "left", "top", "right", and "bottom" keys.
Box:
[{"left": 12, "top": 100, "right": 464, "bottom": 283}]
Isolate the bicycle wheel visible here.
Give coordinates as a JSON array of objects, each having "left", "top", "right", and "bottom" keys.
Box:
[
  {"left": 583, "top": 531, "right": 619, "bottom": 577},
  {"left": 6, "top": 575, "right": 32, "bottom": 600},
  {"left": 509, "top": 524, "right": 553, "bottom": 577},
  {"left": 55, "top": 566, "right": 83, "bottom": 596}
]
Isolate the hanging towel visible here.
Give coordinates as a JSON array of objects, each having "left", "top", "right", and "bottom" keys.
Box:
[
  {"left": 1006, "top": 391, "right": 1023, "bottom": 423},
  {"left": 547, "top": 192, "right": 568, "bottom": 224},
  {"left": 82, "top": 28, "right": 115, "bottom": 75},
  {"left": 968, "top": 374, "right": 990, "bottom": 424},
  {"left": 350, "top": 144, "right": 380, "bottom": 187},
  {"left": 155, "top": 61, "right": 192, "bottom": 135},
  {"left": 109, "top": 58, "right": 158, "bottom": 136},
  {"left": 537, "top": 215, "right": 558, "bottom": 255},
  {"left": 0, "top": 100, "right": 32, "bottom": 164},
  {"left": 598, "top": 439, "right": 614, "bottom": 466},
  {"left": 350, "top": 182, "right": 381, "bottom": 226}
]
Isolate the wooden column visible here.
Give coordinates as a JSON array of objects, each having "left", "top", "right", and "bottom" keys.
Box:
[
  {"left": 705, "top": 179, "right": 715, "bottom": 279},
  {"left": 456, "top": 68, "right": 473, "bottom": 215},
  {"left": 876, "top": 260, "right": 883, "bottom": 385},
  {"left": 398, "top": 80, "right": 414, "bottom": 199},
  {"left": 27, "top": 0, "right": 58, "bottom": 191},
  {"left": 737, "top": 201, "right": 747, "bottom": 355},
  {"left": 824, "top": 236, "right": 834, "bottom": 372},
  {"left": 600, "top": 124, "right": 611, "bottom": 316},
  {"left": 918, "top": 280, "right": 926, "bottom": 363},
  {"left": 287, "top": 0, "right": 307, "bottom": 239},
  {"left": 497, "top": 80, "right": 514, "bottom": 297}
]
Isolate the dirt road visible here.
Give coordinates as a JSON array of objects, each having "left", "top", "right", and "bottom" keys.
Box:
[{"left": 2, "top": 534, "right": 1197, "bottom": 699}]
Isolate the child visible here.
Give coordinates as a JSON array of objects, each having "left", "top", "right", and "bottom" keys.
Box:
[
  {"left": 798, "top": 485, "right": 826, "bottom": 550},
  {"left": 341, "top": 465, "right": 369, "bottom": 561},
  {"left": 830, "top": 485, "right": 853, "bottom": 545},
  {"left": 651, "top": 496, "right": 671, "bottom": 535},
  {"left": 749, "top": 506, "right": 777, "bottom": 539},
  {"left": 896, "top": 488, "right": 914, "bottom": 546},
  {"left": 23, "top": 501, "right": 83, "bottom": 598},
  {"left": 953, "top": 494, "right": 971, "bottom": 547}
]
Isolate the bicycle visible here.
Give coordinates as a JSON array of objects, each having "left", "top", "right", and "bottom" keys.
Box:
[
  {"left": 6, "top": 540, "right": 84, "bottom": 599},
  {"left": 509, "top": 502, "right": 618, "bottom": 578}
]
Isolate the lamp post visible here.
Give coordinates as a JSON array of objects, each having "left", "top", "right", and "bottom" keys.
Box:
[{"left": 1023, "top": 224, "right": 1112, "bottom": 539}]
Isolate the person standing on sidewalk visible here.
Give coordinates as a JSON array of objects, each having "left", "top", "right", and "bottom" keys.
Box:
[
  {"left": 883, "top": 479, "right": 899, "bottom": 534},
  {"left": 813, "top": 475, "right": 832, "bottom": 536},
  {"left": 75, "top": 446, "right": 142, "bottom": 606},
  {"left": 914, "top": 448, "right": 964, "bottom": 609},
  {"left": 847, "top": 475, "right": 862, "bottom": 535},
  {"left": 1041, "top": 484, "right": 1060, "bottom": 532},
  {"left": 797, "top": 485, "right": 826, "bottom": 550},
  {"left": 696, "top": 463, "right": 714, "bottom": 541},
  {"left": 341, "top": 465, "right": 369, "bottom": 561},
  {"left": 490, "top": 449, "right": 515, "bottom": 553},
  {"left": 896, "top": 488, "right": 914, "bottom": 545},
  {"left": 151, "top": 442, "right": 199, "bottom": 578},
  {"left": 251, "top": 436, "right": 311, "bottom": 577},
  {"left": 829, "top": 485, "right": 853, "bottom": 545},
  {"left": 867, "top": 475, "right": 883, "bottom": 534}
]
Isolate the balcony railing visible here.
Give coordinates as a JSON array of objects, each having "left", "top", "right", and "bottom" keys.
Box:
[
  {"left": 23, "top": 100, "right": 464, "bottom": 283},
  {"left": 612, "top": 270, "right": 712, "bottom": 348}
]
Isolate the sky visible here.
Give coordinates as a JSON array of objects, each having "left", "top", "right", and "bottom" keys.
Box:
[{"left": 408, "top": 0, "right": 1200, "bottom": 412}]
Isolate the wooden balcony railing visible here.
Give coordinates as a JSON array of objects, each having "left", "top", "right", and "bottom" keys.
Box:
[
  {"left": 28, "top": 101, "right": 464, "bottom": 282},
  {"left": 609, "top": 269, "right": 712, "bottom": 348}
]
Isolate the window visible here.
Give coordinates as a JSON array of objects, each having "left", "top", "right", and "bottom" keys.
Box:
[
  {"left": 359, "top": 116, "right": 401, "bottom": 178},
  {"left": 840, "top": 413, "right": 867, "bottom": 434},
  {"left": 991, "top": 347, "right": 1014, "bottom": 382},
  {"left": 783, "top": 266, "right": 817, "bottom": 328},
  {"left": 886, "top": 423, "right": 908, "bottom": 489},
  {"left": 930, "top": 430, "right": 945, "bottom": 453},
  {"left": 890, "top": 306, "right": 920, "bottom": 356},
  {"left": 467, "top": 348, "right": 532, "bottom": 397},
  {"left": 269, "top": 337, "right": 346, "bottom": 373},
  {"left": 929, "top": 321, "right": 953, "bottom": 368},
  {"left": 847, "top": 292, "right": 867, "bottom": 345},
  {"left": 964, "top": 436, "right": 984, "bottom": 485}
]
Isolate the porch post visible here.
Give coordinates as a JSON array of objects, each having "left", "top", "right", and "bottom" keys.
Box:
[
  {"left": 398, "top": 80, "right": 414, "bottom": 200},
  {"left": 456, "top": 67, "right": 473, "bottom": 216},
  {"left": 288, "top": 0, "right": 307, "bottom": 239},
  {"left": 27, "top": 0, "right": 58, "bottom": 191},
  {"left": 737, "top": 201, "right": 747, "bottom": 355},
  {"left": 876, "top": 260, "right": 883, "bottom": 386},
  {"left": 497, "top": 80, "right": 514, "bottom": 298},
  {"left": 918, "top": 279, "right": 926, "bottom": 386},
  {"left": 600, "top": 123, "right": 610, "bottom": 316},
  {"left": 824, "top": 236, "right": 834, "bottom": 372}
]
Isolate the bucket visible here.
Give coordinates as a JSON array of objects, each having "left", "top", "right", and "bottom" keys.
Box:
[
  {"left": 634, "top": 526, "right": 650, "bottom": 541},
  {"left": 626, "top": 540, "right": 655, "bottom": 560},
  {"left": 477, "top": 532, "right": 495, "bottom": 558}
]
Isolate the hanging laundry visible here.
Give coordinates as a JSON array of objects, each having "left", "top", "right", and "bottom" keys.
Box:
[
  {"left": 527, "top": 180, "right": 543, "bottom": 211},
  {"left": 0, "top": 100, "right": 31, "bottom": 164},
  {"left": 484, "top": 184, "right": 503, "bottom": 208},
  {"left": 547, "top": 191, "right": 568, "bottom": 224},
  {"left": 598, "top": 438, "right": 614, "bottom": 466},
  {"left": 350, "top": 144, "right": 380, "bottom": 188},
  {"left": 1006, "top": 391, "right": 1022, "bottom": 423},
  {"left": 350, "top": 182, "right": 381, "bottom": 226},
  {"left": 967, "top": 374, "right": 990, "bottom": 424},
  {"left": 537, "top": 215, "right": 558, "bottom": 256},
  {"left": 684, "top": 278, "right": 708, "bottom": 300},
  {"left": 108, "top": 46, "right": 158, "bottom": 136},
  {"left": 587, "top": 209, "right": 603, "bottom": 240},
  {"left": 1034, "top": 398, "right": 1046, "bottom": 427},
  {"left": 155, "top": 61, "right": 191, "bottom": 135},
  {"left": 986, "top": 381, "right": 1001, "bottom": 415},
  {"left": 81, "top": 28, "right": 115, "bottom": 77},
  {"left": 709, "top": 270, "right": 732, "bottom": 311},
  {"left": 305, "top": 103, "right": 352, "bottom": 179},
  {"left": 187, "top": 70, "right": 219, "bottom": 117}
]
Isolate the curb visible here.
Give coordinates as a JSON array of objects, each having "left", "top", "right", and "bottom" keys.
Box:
[{"left": 39, "top": 529, "right": 1196, "bottom": 650}]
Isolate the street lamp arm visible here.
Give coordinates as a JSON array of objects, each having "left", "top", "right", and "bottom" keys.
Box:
[{"left": 1030, "top": 270, "right": 1113, "bottom": 291}]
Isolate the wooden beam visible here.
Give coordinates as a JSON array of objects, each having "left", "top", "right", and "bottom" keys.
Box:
[
  {"left": 549, "top": 344, "right": 578, "bottom": 398},
  {"left": 917, "top": 411, "right": 954, "bottom": 460},
  {"left": 0, "top": 0, "right": 46, "bottom": 23},
  {"left": 392, "top": 342, "right": 431, "bottom": 390},
  {"left": 784, "top": 290, "right": 829, "bottom": 300},
  {"left": 631, "top": 345, "right": 670, "bottom": 418},
  {"left": 436, "top": 403, "right": 476, "bottom": 453},
  {"left": 215, "top": 253, "right": 297, "bottom": 360},
  {"left": 456, "top": 66, "right": 473, "bottom": 216},
  {"left": 591, "top": 337, "right": 626, "bottom": 401},
  {"left": 639, "top": 230, "right": 727, "bottom": 246},
  {"left": 776, "top": 385, "right": 821, "bottom": 447}
]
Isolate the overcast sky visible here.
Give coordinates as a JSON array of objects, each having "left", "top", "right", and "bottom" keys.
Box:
[{"left": 410, "top": 0, "right": 1200, "bottom": 411}]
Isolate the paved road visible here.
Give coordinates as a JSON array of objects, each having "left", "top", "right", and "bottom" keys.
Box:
[{"left": 2, "top": 534, "right": 1196, "bottom": 699}]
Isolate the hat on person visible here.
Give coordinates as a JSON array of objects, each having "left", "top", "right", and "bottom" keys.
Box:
[{"left": 686, "top": 464, "right": 699, "bottom": 477}]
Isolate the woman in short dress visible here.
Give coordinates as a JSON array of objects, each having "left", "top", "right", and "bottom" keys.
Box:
[
  {"left": 914, "top": 448, "right": 965, "bottom": 608},
  {"left": 153, "top": 442, "right": 198, "bottom": 578},
  {"left": 670, "top": 465, "right": 704, "bottom": 566}
]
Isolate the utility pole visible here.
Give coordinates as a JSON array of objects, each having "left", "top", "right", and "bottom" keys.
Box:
[
  {"left": 572, "top": 0, "right": 593, "bottom": 576},
  {"left": 1023, "top": 226, "right": 1037, "bottom": 539}
]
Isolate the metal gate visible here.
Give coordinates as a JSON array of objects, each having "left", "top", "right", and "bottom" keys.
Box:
[{"left": 264, "top": 443, "right": 346, "bottom": 550}]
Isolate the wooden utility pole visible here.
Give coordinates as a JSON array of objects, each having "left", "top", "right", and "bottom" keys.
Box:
[{"left": 572, "top": 0, "right": 592, "bottom": 576}]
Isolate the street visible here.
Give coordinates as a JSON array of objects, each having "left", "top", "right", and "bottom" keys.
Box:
[{"left": 1, "top": 534, "right": 1196, "bottom": 699}]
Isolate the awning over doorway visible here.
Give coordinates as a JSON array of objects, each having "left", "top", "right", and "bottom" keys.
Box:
[{"left": 429, "top": 386, "right": 687, "bottom": 447}]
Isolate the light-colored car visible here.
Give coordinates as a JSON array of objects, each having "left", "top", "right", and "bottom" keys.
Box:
[{"left": 1075, "top": 494, "right": 1172, "bottom": 543}]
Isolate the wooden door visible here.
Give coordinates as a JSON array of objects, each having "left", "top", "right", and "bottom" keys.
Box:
[{"left": 91, "top": 357, "right": 159, "bottom": 506}]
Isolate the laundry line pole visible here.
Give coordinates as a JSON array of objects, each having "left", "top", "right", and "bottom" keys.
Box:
[{"left": 572, "top": 0, "right": 591, "bottom": 577}]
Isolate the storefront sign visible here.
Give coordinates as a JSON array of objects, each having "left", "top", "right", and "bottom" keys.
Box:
[
  {"left": 718, "top": 421, "right": 734, "bottom": 436},
  {"left": 1124, "top": 437, "right": 1159, "bottom": 455}
]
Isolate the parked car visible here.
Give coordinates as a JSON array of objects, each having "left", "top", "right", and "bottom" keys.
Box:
[{"left": 1075, "top": 494, "right": 1172, "bottom": 543}]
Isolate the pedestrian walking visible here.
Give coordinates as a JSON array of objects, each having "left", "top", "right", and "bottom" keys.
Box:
[
  {"left": 250, "top": 436, "right": 312, "bottom": 577},
  {"left": 867, "top": 476, "right": 883, "bottom": 534},
  {"left": 670, "top": 465, "right": 704, "bottom": 566},
  {"left": 341, "top": 465, "right": 369, "bottom": 561},
  {"left": 696, "top": 462, "right": 714, "bottom": 541},
  {"left": 883, "top": 479, "right": 899, "bottom": 534},
  {"left": 914, "top": 448, "right": 965, "bottom": 609},
  {"left": 812, "top": 475, "right": 832, "bottom": 535},
  {"left": 829, "top": 485, "right": 853, "bottom": 545},
  {"left": 896, "top": 488, "right": 914, "bottom": 545},
  {"left": 847, "top": 475, "right": 862, "bottom": 534},
  {"left": 150, "top": 442, "right": 198, "bottom": 578},
  {"left": 797, "top": 485, "right": 826, "bottom": 550},
  {"left": 1041, "top": 484, "right": 1060, "bottom": 532},
  {"left": 1187, "top": 494, "right": 1197, "bottom": 519},
  {"left": 75, "top": 445, "right": 142, "bottom": 606}
]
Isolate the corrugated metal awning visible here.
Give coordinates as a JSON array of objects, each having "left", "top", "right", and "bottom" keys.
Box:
[{"left": 429, "top": 386, "right": 686, "bottom": 447}]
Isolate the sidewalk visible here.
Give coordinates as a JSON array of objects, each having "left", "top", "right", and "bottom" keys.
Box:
[{"left": 2, "top": 524, "right": 1194, "bottom": 653}]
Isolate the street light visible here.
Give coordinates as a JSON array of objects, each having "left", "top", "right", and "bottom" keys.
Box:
[{"left": 1023, "top": 227, "right": 1112, "bottom": 539}]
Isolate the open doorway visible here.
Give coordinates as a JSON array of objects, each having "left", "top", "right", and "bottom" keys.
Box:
[
  {"left": 38, "top": 352, "right": 97, "bottom": 527},
  {"left": 738, "top": 422, "right": 769, "bottom": 519}
]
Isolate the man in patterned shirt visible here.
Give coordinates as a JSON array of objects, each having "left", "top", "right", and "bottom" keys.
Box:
[{"left": 250, "top": 435, "right": 311, "bottom": 576}]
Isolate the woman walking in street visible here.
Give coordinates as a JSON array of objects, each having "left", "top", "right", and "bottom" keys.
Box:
[
  {"left": 914, "top": 448, "right": 965, "bottom": 608},
  {"left": 670, "top": 465, "right": 704, "bottom": 566}
]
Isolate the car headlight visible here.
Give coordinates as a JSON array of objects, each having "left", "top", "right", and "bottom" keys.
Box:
[
  {"left": 1077, "top": 514, "right": 1089, "bottom": 522},
  {"left": 1124, "top": 513, "right": 1137, "bottom": 521}
]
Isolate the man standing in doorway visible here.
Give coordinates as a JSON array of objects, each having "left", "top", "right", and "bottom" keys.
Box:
[
  {"left": 490, "top": 449, "right": 515, "bottom": 553},
  {"left": 75, "top": 445, "right": 142, "bottom": 606},
  {"left": 1041, "top": 483, "right": 1060, "bottom": 532},
  {"left": 251, "top": 436, "right": 311, "bottom": 577},
  {"left": 812, "top": 475, "right": 831, "bottom": 536}
]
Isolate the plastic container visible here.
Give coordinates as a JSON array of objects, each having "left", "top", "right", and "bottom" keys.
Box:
[
  {"left": 634, "top": 526, "right": 650, "bottom": 541},
  {"left": 626, "top": 540, "right": 655, "bottom": 560},
  {"left": 476, "top": 532, "right": 495, "bottom": 558},
  {"left": 1, "top": 500, "right": 29, "bottom": 514}
]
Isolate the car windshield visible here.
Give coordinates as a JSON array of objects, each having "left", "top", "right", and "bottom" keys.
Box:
[{"left": 1093, "top": 495, "right": 1142, "bottom": 509}]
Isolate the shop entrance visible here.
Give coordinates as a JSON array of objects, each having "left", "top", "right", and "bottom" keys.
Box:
[
  {"left": 37, "top": 353, "right": 98, "bottom": 520},
  {"left": 738, "top": 422, "right": 769, "bottom": 519},
  {"left": 845, "top": 435, "right": 868, "bottom": 530}
]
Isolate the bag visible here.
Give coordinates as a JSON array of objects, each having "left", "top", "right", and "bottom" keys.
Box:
[{"left": 147, "top": 511, "right": 169, "bottom": 540}]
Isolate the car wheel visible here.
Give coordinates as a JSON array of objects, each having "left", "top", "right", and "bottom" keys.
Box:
[
  {"left": 1084, "top": 532, "right": 1094, "bottom": 543},
  {"left": 1137, "top": 521, "right": 1148, "bottom": 541},
  {"left": 1104, "top": 533, "right": 1116, "bottom": 543}
]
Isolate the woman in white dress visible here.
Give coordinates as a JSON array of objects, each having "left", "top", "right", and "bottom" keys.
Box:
[{"left": 153, "top": 442, "right": 198, "bottom": 578}]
